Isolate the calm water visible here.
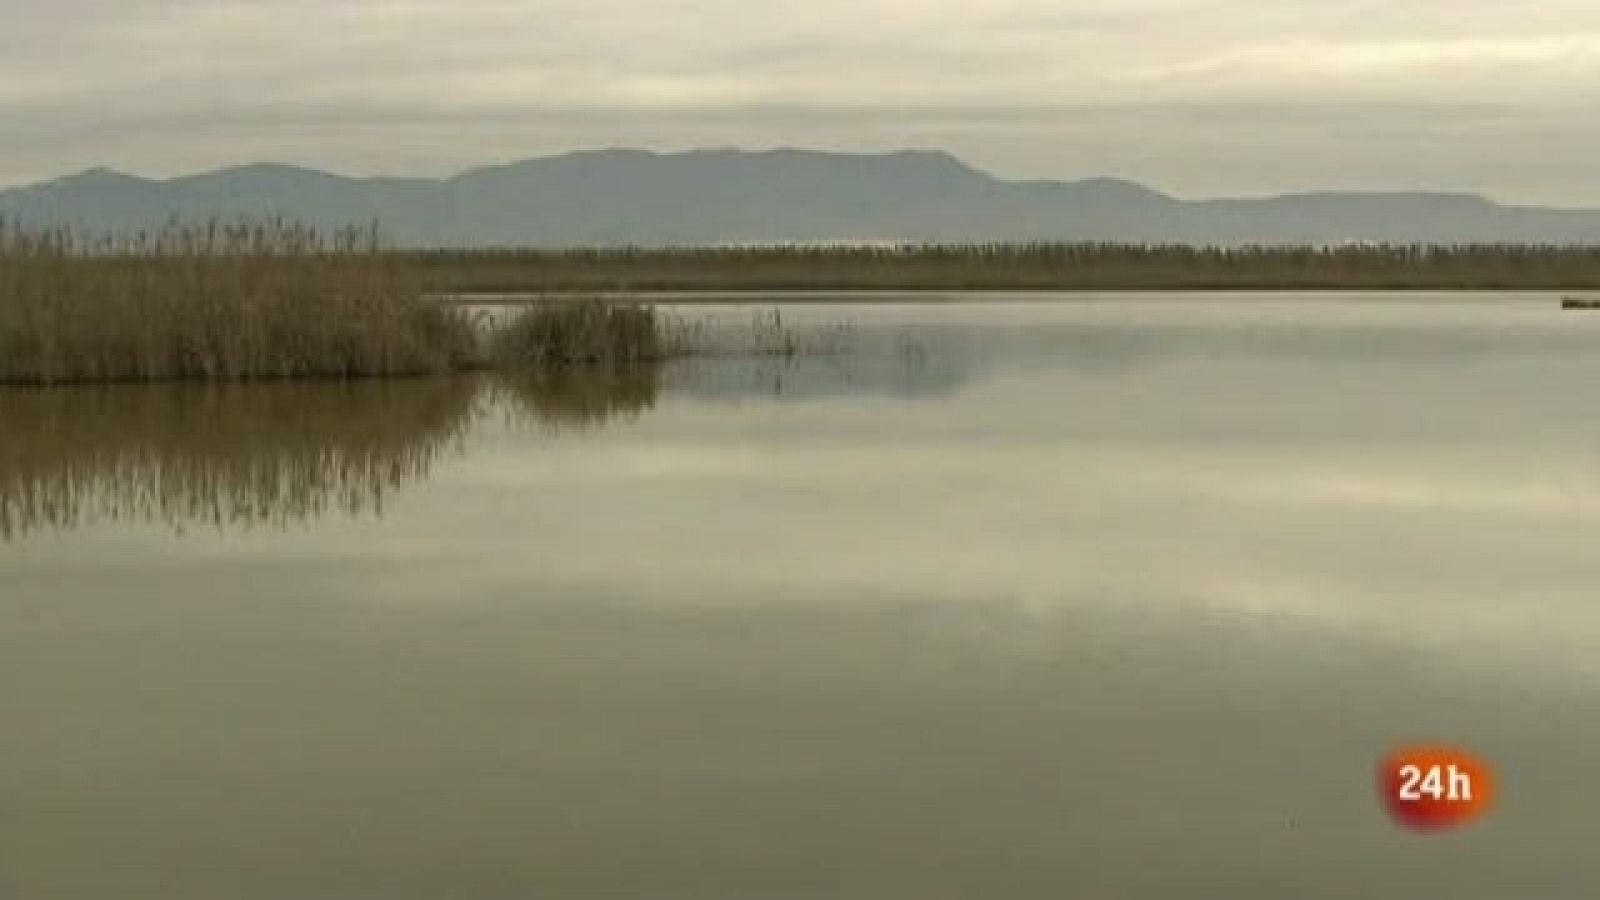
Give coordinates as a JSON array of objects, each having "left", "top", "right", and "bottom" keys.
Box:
[{"left": 5, "top": 293, "right": 1600, "bottom": 898}]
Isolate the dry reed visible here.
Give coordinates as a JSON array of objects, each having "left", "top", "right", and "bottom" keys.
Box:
[
  {"left": 0, "top": 222, "right": 870, "bottom": 387},
  {"left": 0, "top": 220, "right": 475, "bottom": 385},
  {"left": 489, "top": 300, "right": 694, "bottom": 369}
]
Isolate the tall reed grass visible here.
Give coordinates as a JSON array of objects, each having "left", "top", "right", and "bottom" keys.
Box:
[
  {"left": 487, "top": 300, "right": 851, "bottom": 367},
  {"left": 0, "top": 221, "right": 869, "bottom": 387},
  {"left": 489, "top": 300, "right": 675, "bottom": 369},
  {"left": 0, "top": 220, "right": 474, "bottom": 385}
]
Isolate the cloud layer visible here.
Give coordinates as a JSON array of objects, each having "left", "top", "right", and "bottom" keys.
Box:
[{"left": 5, "top": 0, "right": 1599, "bottom": 201}]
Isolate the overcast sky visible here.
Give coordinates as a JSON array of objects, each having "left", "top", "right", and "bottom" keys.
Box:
[{"left": 4, "top": 0, "right": 1599, "bottom": 203}]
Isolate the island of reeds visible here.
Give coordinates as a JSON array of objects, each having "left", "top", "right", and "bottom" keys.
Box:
[{"left": 0, "top": 220, "right": 707, "bottom": 386}]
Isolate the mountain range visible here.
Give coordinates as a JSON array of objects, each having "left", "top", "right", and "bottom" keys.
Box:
[{"left": 4, "top": 148, "right": 1599, "bottom": 246}]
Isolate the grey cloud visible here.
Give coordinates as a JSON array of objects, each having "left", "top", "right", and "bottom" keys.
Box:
[{"left": 3, "top": 0, "right": 1599, "bottom": 201}]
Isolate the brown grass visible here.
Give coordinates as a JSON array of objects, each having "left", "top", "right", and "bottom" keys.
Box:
[
  {"left": 488, "top": 299, "right": 707, "bottom": 369},
  {"left": 0, "top": 222, "right": 875, "bottom": 388},
  {"left": 0, "top": 220, "right": 475, "bottom": 385}
]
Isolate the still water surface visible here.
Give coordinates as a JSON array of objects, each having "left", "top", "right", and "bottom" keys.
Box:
[{"left": 5, "top": 294, "right": 1600, "bottom": 898}]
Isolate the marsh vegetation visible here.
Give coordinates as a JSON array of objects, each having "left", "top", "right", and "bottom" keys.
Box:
[
  {"left": 0, "top": 221, "right": 475, "bottom": 385},
  {"left": 416, "top": 242, "right": 1600, "bottom": 292},
  {"left": 489, "top": 301, "right": 682, "bottom": 369},
  {"left": 0, "top": 222, "right": 863, "bottom": 386},
  {"left": 19, "top": 219, "right": 1586, "bottom": 391}
]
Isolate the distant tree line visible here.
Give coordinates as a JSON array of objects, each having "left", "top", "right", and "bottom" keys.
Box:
[{"left": 409, "top": 242, "right": 1600, "bottom": 293}]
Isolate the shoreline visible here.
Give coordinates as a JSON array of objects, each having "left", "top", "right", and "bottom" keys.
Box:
[{"left": 441, "top": 288, "right": 1583, "bottom": 305}]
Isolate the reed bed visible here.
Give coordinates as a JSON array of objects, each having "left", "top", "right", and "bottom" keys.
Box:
[
  {"left": 489, "top": 300, "right": 679, "bottom": 369},
  {"left": 487, "top": 299, "right": 853, "bottom": 369},
  {"left": 0, "top": 221, "right": 870, "bottom": 388},
  {"left": 0, "top": 220, "right": 475, "bottom": 385}
]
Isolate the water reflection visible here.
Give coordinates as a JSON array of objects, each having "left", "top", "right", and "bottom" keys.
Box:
[
  {"left": 492, "top": 367, "right": 660, "bottom": 431},
  {"left": 0, "top": 370, "right": 669, "bottom": 539},
  {"left": 672, "top": 351, "right": 967, "bottom": 402},
  {"left": 0, "top": 379, "right": 479, "bottom": 539},
  {"left": 0, "top": 348, "right": 972, "bottom": 541}
]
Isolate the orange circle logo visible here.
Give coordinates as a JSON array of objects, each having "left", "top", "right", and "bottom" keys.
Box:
[{"left": 1378, "top": 745, "right": 1495, "bottom": 832}]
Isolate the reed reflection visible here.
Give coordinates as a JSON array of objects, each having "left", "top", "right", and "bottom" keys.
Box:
[
  {"left": 0, "top": 369, "right": 673, "bottom": 539},
  {"left": 0, "top": 379, "right": 482, "bottom": 539},
  {"left": 491, "top": 366, "right": 660, "bottom": 432}
]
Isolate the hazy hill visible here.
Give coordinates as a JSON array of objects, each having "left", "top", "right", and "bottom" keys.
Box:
[{"left": 5, "top": 148, "right": 1600, "bottom": 246}]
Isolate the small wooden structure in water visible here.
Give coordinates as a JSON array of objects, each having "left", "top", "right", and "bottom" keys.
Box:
[{"left": 1561, "top": 296, "right": 1600, "bottom": 310}]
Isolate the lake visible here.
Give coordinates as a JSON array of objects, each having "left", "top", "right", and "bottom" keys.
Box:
[{"left": 5, "top": 293, "right": 1600, "bottom": 898}]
